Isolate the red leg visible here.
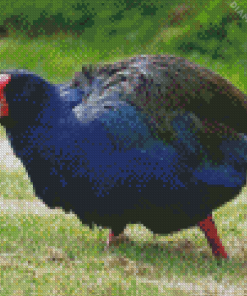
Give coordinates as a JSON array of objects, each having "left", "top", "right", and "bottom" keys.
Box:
[
  {"left": 107, "top": 231, "right": 115, "bottom": 246},
  {"left": 198, "top": 215, "right": 228, "bottom": 259},
  {"left": 104, "top": 231, "right": 115, "bottom": 251},
  {"left": 105, "top": 231, "right": 130, "bottom": 250}
]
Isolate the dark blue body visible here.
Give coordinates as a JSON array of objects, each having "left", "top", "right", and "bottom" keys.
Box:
[{"left": 1, "top": 69, "right": 246, "bottom": 236}]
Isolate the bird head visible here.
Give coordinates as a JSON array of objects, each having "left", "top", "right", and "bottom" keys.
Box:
[{"left": 0, "top": 71, "right": 61, "bottom": 132}]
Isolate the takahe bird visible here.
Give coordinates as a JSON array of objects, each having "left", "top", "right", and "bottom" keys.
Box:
[{"left": 1, "top": 55, "right": 247, "bottom": 260}]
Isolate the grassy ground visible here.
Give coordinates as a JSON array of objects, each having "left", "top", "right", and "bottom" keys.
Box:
[
  {"left": 0, "top": 0, "right": 247, "bottom": 294},
  {"left": 1, "top": 128, "right": 247, "bottom": 295}
]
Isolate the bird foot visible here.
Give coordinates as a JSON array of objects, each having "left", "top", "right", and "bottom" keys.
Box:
[{"left": 104, "top": 232, "right": 130, "bottom": 251}]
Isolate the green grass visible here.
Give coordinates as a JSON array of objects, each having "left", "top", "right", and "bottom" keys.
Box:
[
  {"left": 0, "top": 0, "right": 247, "bottom": 294},
  {"left": 0, "top": 165, "right": 247, "bottom": 295}
]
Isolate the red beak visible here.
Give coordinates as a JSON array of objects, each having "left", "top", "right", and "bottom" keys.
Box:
[{"left": 0, "top": 74, "right": 11, "bottom": 117}]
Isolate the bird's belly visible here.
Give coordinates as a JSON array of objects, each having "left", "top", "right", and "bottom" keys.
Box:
[{"left": 19, "top": 126, "right": 244, "bottom": 235}]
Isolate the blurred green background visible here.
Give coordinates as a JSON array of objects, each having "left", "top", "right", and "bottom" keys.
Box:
[
  {"left": 0, "top": 0, "right": 246, "bottom": 90},
  {"left": 0, "top": 0, "right": 247, "bottom": 295}
]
